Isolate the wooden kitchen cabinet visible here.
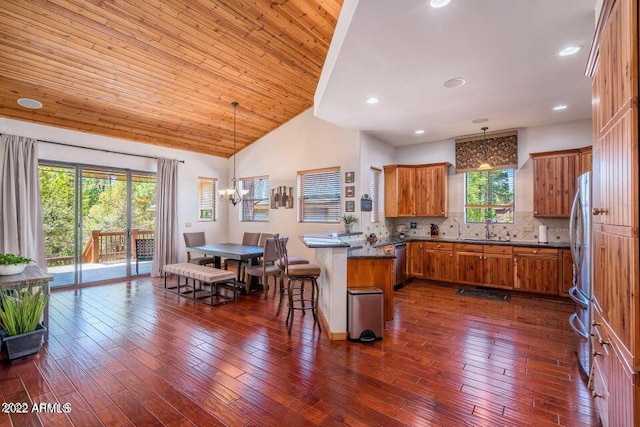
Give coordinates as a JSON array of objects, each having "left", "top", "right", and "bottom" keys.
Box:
[
  {"left": 559, "top": 248, "right": 573, "bottom": 297},
  {"left": 513, "top": 247, "right": 559, "bottom": 294},
  {"left": 454, "top": 243, "right": 484, "bottom": 285},
  {"left": 423, "top": 242, "right": 454, "bottom": 282},
  {"left": 579, "top": 146, "right": 592, "bottom": 174},
  {"left": 453, "top": 243, "right": 513, "bottom": 289},
  {"left": 347, "top": 258, "right": 394, "bottom": 322},
  {"left": 530, "top": 149, "right": 580, "bottom": 218},
  {"left": 408, "top": 241, "right": 425, "bottom": 278},
  {"left": 483, "top": 245, "right": 514, "bottom": 289},
  {"left": 586, "top": 0, "right": 640, "bottom": 423},
  {"left": 415, "top": 164, "right": 449, "bottom": 217},
  {"left": 384, "top": 163, "right": 450, "bottom": 217}
]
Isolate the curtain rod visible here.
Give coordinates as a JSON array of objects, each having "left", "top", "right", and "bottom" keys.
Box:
[{"left": 40, "top": 140, "right": 185, "bottom": 163}]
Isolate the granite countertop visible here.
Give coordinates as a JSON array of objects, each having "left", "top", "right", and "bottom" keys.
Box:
[
  {"left": 369, "top": 235, "right": 569, "bottom": 249},
  {"left": 299, "top": 234, "right": 352, "bottom": 248},
  {"left": 347, "top": 243, "right": 395, "bottom": 259}
]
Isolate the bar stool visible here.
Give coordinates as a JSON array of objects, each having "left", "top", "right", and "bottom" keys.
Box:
[{"left": 274, "top": 236, "right": 321, "bottom": 334}]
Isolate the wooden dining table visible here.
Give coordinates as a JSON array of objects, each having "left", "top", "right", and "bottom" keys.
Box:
[{"left": 186, "top": 243, "right": 264, "bottom": 291}]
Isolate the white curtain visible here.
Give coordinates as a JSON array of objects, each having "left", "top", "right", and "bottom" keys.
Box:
[
  {"left": 0, "top": 134, "right": 46, "bottom": 268},
  {"left": 151, "top": 157, "right": 179, "bottom": 277}
]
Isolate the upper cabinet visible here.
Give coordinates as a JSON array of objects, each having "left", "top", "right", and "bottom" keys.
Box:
[
  {"left": 530, "top": 147, "right": 591, "bottom": 217},
  {"left": 384, "top": 163, "right": 450, "bottom": 217}
]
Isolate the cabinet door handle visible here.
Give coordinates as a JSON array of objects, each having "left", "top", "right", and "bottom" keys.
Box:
[
  {"left": 441, "top": 211, "right": 445, "bottom": 215},
  {"left": 592, "top": 321, "right": 601, "bottom": 327},
  {"left": 533, "top": 250, "right": 538, "bottom": 254},
  {"left": 599, "top": 338, "right": 610, "bottom": 346},
  {"left": 534, "top": 210, "right": 538, "bottom": 215},
  {"left": 592, "top": 208, "right": 607, "bottom": 215},
  {"left": 592, "top": 391, "right": 602, "bottom": 399},
  {"left": 449, "top": 253, "right": 453, "bottom": 257},
  {"left": 593, "top": 351, "right": 603, "bottom": 358},
  {"left": 513, "top": 258, "right": 517, "bottom": 265}
]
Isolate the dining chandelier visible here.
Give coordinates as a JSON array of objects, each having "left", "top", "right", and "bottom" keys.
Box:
[{"left": 218, "top": 101, "right": 249, "bottom": 206}]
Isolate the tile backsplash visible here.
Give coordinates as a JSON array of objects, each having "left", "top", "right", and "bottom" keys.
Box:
[{"left": 392, "top": 212, "right": 570, "bottom": 243}]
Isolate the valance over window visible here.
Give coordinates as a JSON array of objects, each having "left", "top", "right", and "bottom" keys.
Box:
[{"left": 455, "top": 130, "right": 518, "bottom": 173}]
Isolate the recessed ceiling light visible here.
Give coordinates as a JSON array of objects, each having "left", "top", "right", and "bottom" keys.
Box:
[
  {"left": 415, "top": 129, "right": 425, "bottom": 135},
  {"left": 558, "top": 45, "right": 582, "bottom": 56},
  {"left": 366, "top": 97, "right": 379, "bottom": 104},
  {"left": 553, "top": 104, "right": 568, "bottom": 111},
  {"left": 430, "top": 0, "right": 451, "bottom": 8},
  {"left": 443, "top": 78, "right": 466, "bottom": 88},
  {"left": 17, "top": 98, "right": 43, "bottom": 109},
  {"left": 472, "top": 118, "right": 489, "bottom": 123}
]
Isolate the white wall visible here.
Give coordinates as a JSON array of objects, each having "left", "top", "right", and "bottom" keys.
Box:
[
  {"left": 230, "top": 108, "right": 359, "bottom": 259},
  {"left": 0, "top": 117, "right": 229, "bottom": 260},
  {"left": 359, "top": 132, "right": 396, "bottom": 236},
  {"left": 394, "top": 119, "right": 593, "bottom": 214}
]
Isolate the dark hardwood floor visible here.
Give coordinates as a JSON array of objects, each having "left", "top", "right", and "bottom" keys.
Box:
[{"left": 0, "top": 278, "right": 599, "bottom": 426}]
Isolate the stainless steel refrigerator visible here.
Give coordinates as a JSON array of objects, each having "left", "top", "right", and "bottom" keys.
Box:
[{"left": 568, "top": 172, "right": 592, "bottom": 376}]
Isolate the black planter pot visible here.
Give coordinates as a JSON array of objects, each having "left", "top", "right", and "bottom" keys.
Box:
[{"left": 0, "top": 324, "right": 46, "bottom": 361}]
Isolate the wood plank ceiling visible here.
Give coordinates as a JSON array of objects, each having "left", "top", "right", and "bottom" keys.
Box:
[{"left": 0, "top": 0, "right": 343, "bottom": 158}]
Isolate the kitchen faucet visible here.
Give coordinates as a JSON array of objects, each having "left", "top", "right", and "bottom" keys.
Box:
[{"left": 485, "top": 218, "right": 494, "bottom": 240}]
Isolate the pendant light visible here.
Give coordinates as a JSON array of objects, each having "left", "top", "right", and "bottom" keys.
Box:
[
  {"left": 218, "top": 101, "right": 249, "bottom": 206},
  {"left": 477, "top": 126, "right": 492, "bottom": 171}
]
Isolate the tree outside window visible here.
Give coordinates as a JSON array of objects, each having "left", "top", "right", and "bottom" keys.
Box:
[{"left": 465, "top": 169, "right": 514, "bottom": 223}]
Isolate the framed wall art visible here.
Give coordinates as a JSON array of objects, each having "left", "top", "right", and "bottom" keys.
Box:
[
  {"left": 345, "top": 171, "right": 354, "bottom": 183},
  {"left": 345, "top": 186, "right": 355, "bottom": 198},
  {"left": 345, "top": 200, "right": 355, "bottom": 212}
]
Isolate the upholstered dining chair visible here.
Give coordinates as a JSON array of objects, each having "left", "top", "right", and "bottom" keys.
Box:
[
  {"left": 243, "top": 238, "right": 281, "bottom": 297},
  {"left": 224, "top": 232, "right": 261, "bottom": 280},
  {"left": 183, "top": 232, "right": 215, "bottom": 266}
]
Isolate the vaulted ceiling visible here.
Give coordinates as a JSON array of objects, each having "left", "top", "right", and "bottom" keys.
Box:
[{"left": 0, "top": 0, "right": 343, "bottom": 158}]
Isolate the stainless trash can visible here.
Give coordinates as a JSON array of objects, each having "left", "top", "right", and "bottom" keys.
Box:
[{"left": 347, "top": 287, "right": 383, "bottom": 341}]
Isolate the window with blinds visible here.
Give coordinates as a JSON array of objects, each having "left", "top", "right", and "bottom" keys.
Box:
[
  {"left": 240, "top": 176, "right": 269, "bottom": 222},
  {"left": 297, "top": 167, "right": 341, "bottom": 223},
  {"left": 464, "top": 169, "right": 514, "bottom": 223},
  {"left": 370, "top": 167, "right": 381, "bottom": 222},
  {"left": 197, "top": 177, "right": 217, "bottom": 221}
]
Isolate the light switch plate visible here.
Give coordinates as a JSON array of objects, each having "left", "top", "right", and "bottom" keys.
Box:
[{"left": 185, "top": 222, "right": 192, "bottom": 228}]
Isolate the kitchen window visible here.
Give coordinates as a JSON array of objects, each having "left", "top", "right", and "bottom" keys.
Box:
[
  {"left": 297, "top": 167, "right": 341, "bottom": 223},
  {"left": 197, "top": 177, "right": 217, "bottom": 221},
  {"left": 240, "top": 176, "right": 269, "bottom": 222},
  {"left": 370, "top": 167, "right": 381, "bottom": 222},
  {"left": 464, "top": 169, "right": 514, "bottom": 223}
]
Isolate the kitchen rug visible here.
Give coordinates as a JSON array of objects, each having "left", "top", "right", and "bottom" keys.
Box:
[{"left": 456, "top": 288, "right": 511, "bottom": 302}]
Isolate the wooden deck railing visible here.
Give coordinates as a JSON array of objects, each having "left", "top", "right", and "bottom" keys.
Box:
[{"left": 81, "top": 229, "right": 154, "bottom": 263}]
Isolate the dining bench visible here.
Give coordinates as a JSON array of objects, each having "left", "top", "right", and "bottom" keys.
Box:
[{"left": 163, "top": 263, "right": 237, "bottom": 305}]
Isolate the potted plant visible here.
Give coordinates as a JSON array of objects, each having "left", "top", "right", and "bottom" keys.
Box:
[
  {"left": 0, "top": 285, "right": 48, "bottom": 361},
  {"left": 342, "top": 214, "right": 358, "bottom": 233},
  {"left": 0, "top": 253, "right": 32, "bottom": 276}
]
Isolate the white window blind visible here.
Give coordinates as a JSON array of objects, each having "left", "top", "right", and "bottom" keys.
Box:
[
  {"left": 197, "top": 177, "right": 216, "bottom": 221},
  {"left": 240, "top": 176, "right": 270, "bottom": 222},
  {"left": 464, "top": 169, "right": 514, "bottom": 223},
  {"left": 370, "top": 167, "right": 381, "bottom": 223},
  {"left": 297, "top": 167, "right": 341, "bottom": 223}
]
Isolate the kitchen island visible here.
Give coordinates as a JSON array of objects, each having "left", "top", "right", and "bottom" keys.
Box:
[{"left": 300, "top": 234, "right": 394, "bottom": 340}]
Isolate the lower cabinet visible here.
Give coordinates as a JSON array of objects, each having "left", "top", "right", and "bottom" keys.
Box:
[
  {"left": 591, "top": 303, "right": 640, "bottom": 427},
  {"left": 347, "top": 258, "right": 394, "bottom": 322},
  {"left": 560, "top": 248, "right": 573, "bottom": 296},
  {"left": 454, "top": 244, "right": 514, "bottom": 288},
  {"left": 513, "top": 247, "right": 559, "bottom": 294},
  {"left": 408, "top": 241, "right": 425, "bottom": 278},
  {"left": 406, "top": 241, "right": 563, "bottom": 296},
  {"left": 483, "top": 245, "right": 514, "bottom": 289},
  {"left": 423, "top": 242, "right": 454, "bottom": 282},
  {"left": 454, "top": 244, "right": 484, "bottom": 285}
]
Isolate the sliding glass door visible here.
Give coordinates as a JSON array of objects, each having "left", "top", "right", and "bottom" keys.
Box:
[{"left": 40, "top": 162, "right": 156, "bottom": 287}]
